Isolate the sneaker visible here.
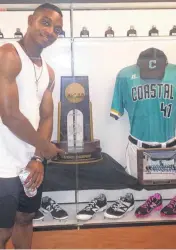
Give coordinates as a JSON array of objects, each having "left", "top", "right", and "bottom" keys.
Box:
[
  {"left": 41, "top": 196, "right": 68, "bottom": 220},
  {"left": 135, "top": 193, "right": 162, "bottom": 217},
  {"left": 76, "top": 194, "right": 107, "bottom": 221},
  {"left": 104, "top": 193, "right": 134, "bottom": 219},
  {"left": 33, "top": 209, "right": 44, "bottom": 221},
  {"left": 160, "top": 196, "right": 176, "bottom": 217}
]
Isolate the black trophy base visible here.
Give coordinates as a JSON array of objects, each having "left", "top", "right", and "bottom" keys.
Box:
[{"left": 50, "top": 139, "right": 102, "bottom": 164}]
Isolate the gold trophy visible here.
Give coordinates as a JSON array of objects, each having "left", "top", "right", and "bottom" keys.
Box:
[{"left": 52, "top": 76, "right": 102, "bottom": 164}]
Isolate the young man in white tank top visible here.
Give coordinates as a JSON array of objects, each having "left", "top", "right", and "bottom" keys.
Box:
[{"left": 0, "top": 3, "right": 64, "bottom": 249}]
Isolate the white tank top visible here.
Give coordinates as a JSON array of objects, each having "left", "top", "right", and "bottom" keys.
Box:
[{"left": 0, "top": 41, "right": 49, "bottom": 177}]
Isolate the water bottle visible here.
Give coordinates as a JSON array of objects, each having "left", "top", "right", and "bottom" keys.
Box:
[{"left": 19, "top": 169, "right": 37, "bottom": 197}]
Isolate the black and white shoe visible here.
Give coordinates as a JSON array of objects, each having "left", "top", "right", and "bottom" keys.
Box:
[
  {"left": 76, "top": 194, "right": 107, "bottom": 221},
  {"left": 104, "top": 193, "right": 135, "bottom": 219},
  {"left": 41, "top": 196, "right": 68, "bottom": 220},
  {"left": 33, "top": 209, "right": 44, "bottom": 221}
]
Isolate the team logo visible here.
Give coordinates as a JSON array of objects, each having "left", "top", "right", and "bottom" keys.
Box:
[
  {"left": 149, "top": 59, "right": 157, "bottom": 69},
  {"left": 131, "top": 74, "right": 138, "bottom": 79},
  {"left": 65, "top": 83, "right": 85, "bottom": 103}
]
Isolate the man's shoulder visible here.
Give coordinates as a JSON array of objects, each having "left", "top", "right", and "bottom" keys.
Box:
[
  {"left": 0, "top": 43, "right": 21, "bottom": 63},
  {"left": 0, "top": 43, "right": 21, "bottom": 74},
  {"left": 0, "top": 43, "right": 18, "bottom": 55}
]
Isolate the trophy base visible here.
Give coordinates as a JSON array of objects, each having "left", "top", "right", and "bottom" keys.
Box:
[{"left": 50, "top": 139, "right": 102, "bottom": 164}]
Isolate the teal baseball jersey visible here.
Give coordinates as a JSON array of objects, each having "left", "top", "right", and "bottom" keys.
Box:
[{"left": 110, "top": 63, "right": 176, "bottom": 142}]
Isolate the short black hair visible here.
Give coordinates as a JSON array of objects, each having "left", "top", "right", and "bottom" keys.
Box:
[{"left": 34, "top": 3, "right": 63, "bottom": 17}]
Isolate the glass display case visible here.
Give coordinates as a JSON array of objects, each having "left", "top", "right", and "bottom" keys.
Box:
[{"left": 1, "top": 2, "right": 176, "bottom": 231}]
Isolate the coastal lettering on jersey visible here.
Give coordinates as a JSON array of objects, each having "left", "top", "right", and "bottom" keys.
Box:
[{"left": 131, "top": 83, "right": 174, "bottom": 102}]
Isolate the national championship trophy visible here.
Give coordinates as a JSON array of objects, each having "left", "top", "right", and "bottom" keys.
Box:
[
  {"left": 148, "top": 25, "right": 159, "bottom": 36},
  {"left": 51, "top": 76, "right": 102, "bottom": 164},
  {"left": 58, "top": 29, "right": 65, "bottom": 38},
  {"left": 14, "top": 28, "right": 23, "bottom": 39},
  {"left": 137, "top": 148, "right": 176, "bottom": 186},
  {"left": 80, "top": 27, "right": 89, "bottom": 38},
  {"left": 0, "top": 29, "right": 4, "bottom": 39},
  {"left": 169, "top": 25, "right": 176, "bottom": 36},
  {"left": 105, "top": 26, "right": 114, "bottom": 37},
  {"left": 127, "top": 26, "right": 137, "bottom": 37}
]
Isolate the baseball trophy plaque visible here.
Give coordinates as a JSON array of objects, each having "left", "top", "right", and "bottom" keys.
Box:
[
  {"left": 137, "top": 148, "right": 176, "bottom": 186},
  {"left": 51, "top": 76, "right": 102, "bottom": 164},
  {"left": 169, "top": 25, "right": 176, "bottom": 36},
  {"left": 105, "top": 26, "right": 114, "bottom": 37},
  {"left": 14, "top": 28, "right": 23, "bottom": 39},
  {"left": 148, "top": 25, "right": 159, "bottom": 36},
  {"left": 80, "top": 27, "right": 89, "bottom": 38},
  {"left": 58, "top": 29, "right": 65, "bottom": 38},
  {"left": 127, "top": 26, "right": 137, "bottom": 37},
  {"left": 0, "top": 29, "right": 4, "bottom": 39}
]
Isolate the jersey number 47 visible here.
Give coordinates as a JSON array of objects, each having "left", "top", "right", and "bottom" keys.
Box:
[{"left": 160, "top": 102, "right": 172, "bottom": 118}]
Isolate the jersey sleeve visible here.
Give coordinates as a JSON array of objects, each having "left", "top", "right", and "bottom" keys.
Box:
[{"left": 110, "top": 74, "right": 125, "bottom": 120}]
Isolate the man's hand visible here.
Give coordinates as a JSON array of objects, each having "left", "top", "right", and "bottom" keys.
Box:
[
  {"left": 24, "top": 160, "right": 44, "bottom": 190},
  {"left": 41, "top": 142, "right": 65, "bottom": 159}
]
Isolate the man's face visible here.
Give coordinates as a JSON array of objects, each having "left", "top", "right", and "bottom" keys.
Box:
[{"left": 29, "top": 9, "right": 63, "bottom": 48}]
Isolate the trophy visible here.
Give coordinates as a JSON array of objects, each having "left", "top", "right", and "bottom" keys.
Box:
[
  {"left": 137, "top": 148, "right": 176, "bottom": 186},
  {"left": 51, "top": 76, "right": 102, "bottom": 164},
  {"left": 58, "top": 29, "right": 65, "bottom": 38},
  {"left": 148, "top": 25, "right": 159, "bottom": 36},
  {"left": 80, "top": 27, "right": 89, "bottom": 38},
  {"left": 14, "top": 28, "right": 23, "bottom": 39},
  {"left": 169, "top": 25, "right": 176, "bottom": 36},
  {"left": 127, "top": 26, "right": 137, "bottom": 37},
  {"left": 0, "top": 29, "right": 4, "bottom": 39},
  {"left": 105, "top": 26, "right": 114, "bottom": 37}
]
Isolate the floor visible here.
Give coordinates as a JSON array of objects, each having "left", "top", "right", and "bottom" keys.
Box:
[{"left": 7, "top": 225, "right": 176, "bottom": 249}]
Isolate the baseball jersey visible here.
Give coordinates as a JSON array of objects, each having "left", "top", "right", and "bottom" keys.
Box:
[{"left": 110, "top": 63, "right": 176, "bottom": 142}]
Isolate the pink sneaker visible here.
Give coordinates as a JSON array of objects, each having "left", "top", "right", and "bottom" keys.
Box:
[
  {"left": 160, "top": 196, "right": 176, "bottom": 217},
  {"left": 135, "top": 193, "right": 162, "bottom": 217}
]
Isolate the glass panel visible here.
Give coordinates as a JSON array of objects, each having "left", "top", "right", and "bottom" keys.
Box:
[
  {"left": 73, "top": 8, "right": 176, "bottom": 229},
  {"left": 1, "top": 6, "right": 176, "bottom": 233}
]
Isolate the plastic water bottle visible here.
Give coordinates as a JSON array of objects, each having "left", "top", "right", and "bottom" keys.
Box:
[{"left": 19, "top": 169, "right": 37, "bottom": 197}]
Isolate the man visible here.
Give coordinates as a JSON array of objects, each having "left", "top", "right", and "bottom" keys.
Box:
[{"left": 0, "top": 3, "right": 64, "bottom": 249}]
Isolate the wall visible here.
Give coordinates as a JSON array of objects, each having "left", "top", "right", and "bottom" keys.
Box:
[{"left": 0, "top": 10, "right": 71, "bottom": 37}]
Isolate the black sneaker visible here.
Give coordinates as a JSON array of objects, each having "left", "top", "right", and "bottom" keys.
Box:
[
  {"left": 76, "top": 194, "right": 107, "bottom": 221},
  {"left": 33, "top": 209, "right": 44, "bottom": 221},
  {"left": 104, "top": 193, "right": 134, "bottom": 219},
  {"left": 135, "top": 193, "right": 162, "bottom": 217},
  {"left": 41, "top": 196, "right": 68, "bottom": 220},
  {"left": 160, "top": 196, "right": 176, "bottom": 217}
]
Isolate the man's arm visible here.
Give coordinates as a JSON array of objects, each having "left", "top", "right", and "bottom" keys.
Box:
[
  {"left": 34, "top": 64, "right": 55, "bottom": 158},
  {"left": 25, "top": 66, "right": 57, "bottom": 189},
  {"left": 0, "top": 44, "right": 61, "bottom": 159}
]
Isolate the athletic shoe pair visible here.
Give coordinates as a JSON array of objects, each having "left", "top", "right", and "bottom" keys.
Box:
[
  {"left": 33, "top": 196, "right": 68, "bottom": 221},
  {"left": 76, "top": 193, "right": 135, "bottom": 221},
  {"left": 135, "top": 193, "right": 176, "bottom": 217}
]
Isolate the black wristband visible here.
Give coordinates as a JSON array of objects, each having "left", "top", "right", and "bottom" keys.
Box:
[{"left": 31, "top": 155, "right": 43, "bottom": 162}]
